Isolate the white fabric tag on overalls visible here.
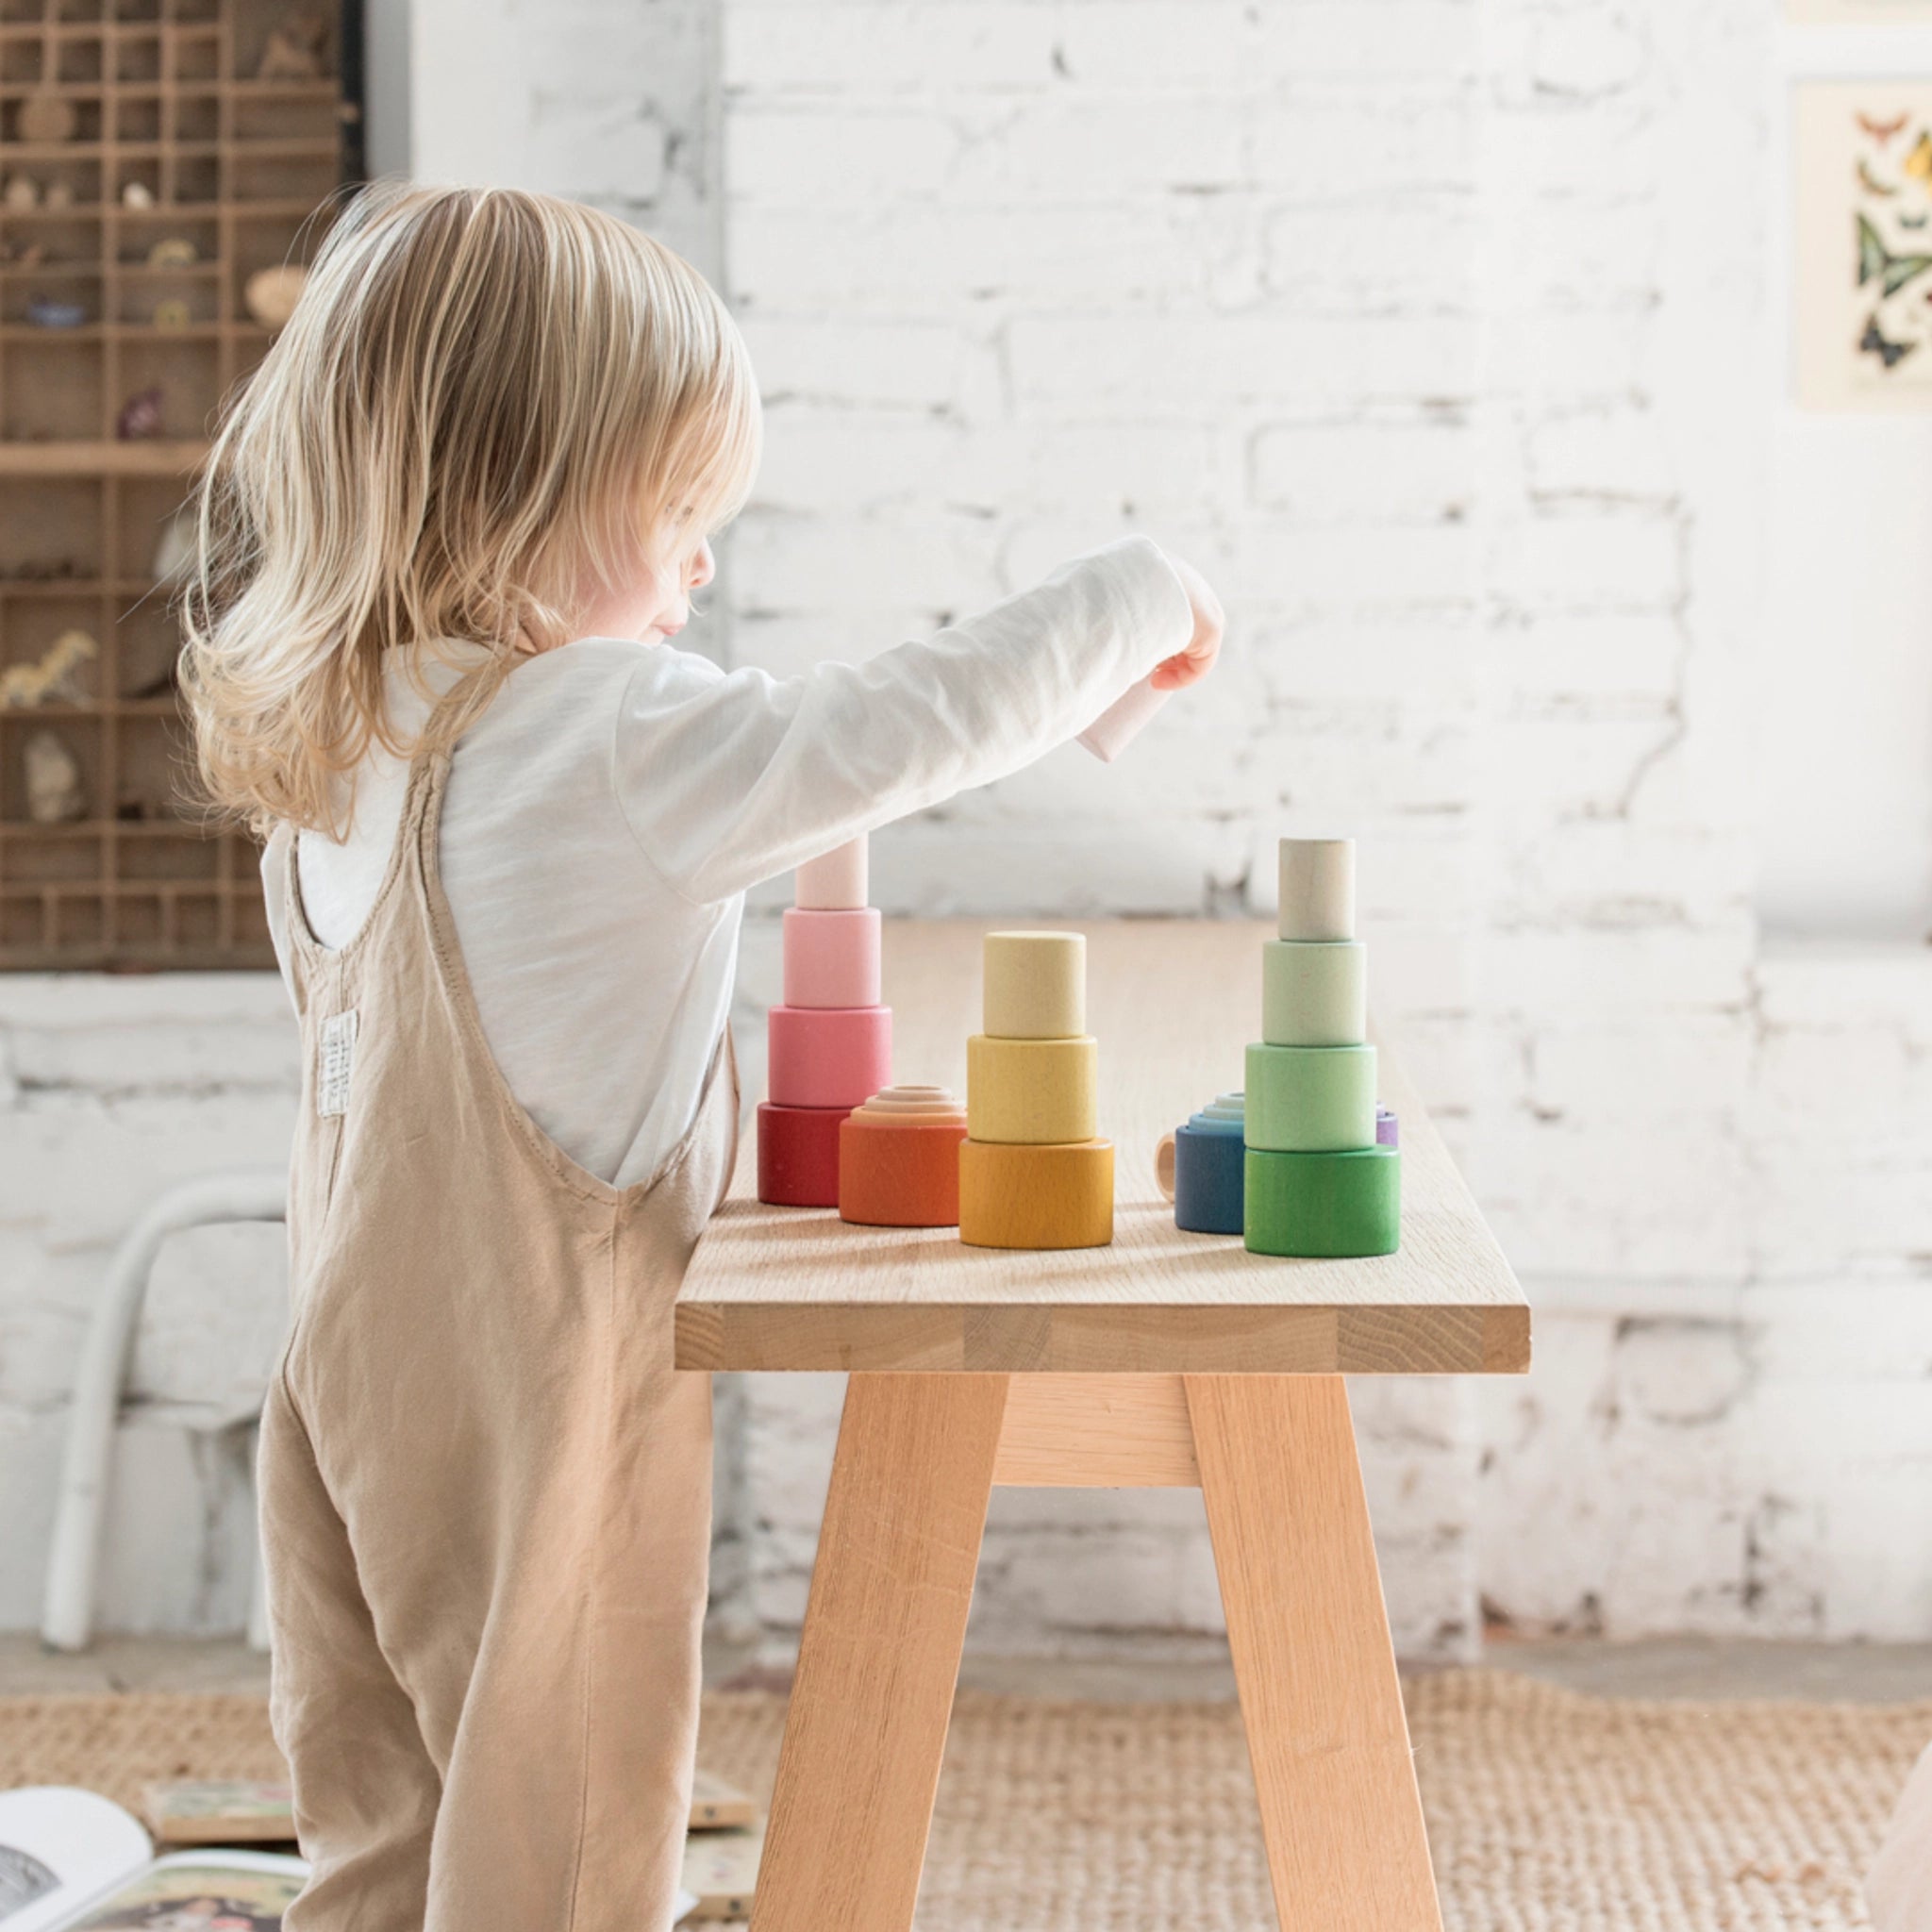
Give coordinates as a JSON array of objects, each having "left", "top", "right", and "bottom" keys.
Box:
[{"left": 318, "top": 1009, "right": 358, "bottom": 1117}]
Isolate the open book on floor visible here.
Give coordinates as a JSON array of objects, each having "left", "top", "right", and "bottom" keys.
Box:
[
  {"left": 0, "top": 1787, "right": 304, "bottom": 1931},
  {"left": 3, "top": 1784, "right": 719, "bottom": 1929},
  {"left": 144, "top": 1771, "right": 756, "bottom": 1844}
]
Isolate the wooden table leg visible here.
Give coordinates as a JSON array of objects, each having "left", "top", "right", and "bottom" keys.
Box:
[
  {"left": 750, "top": 1372, "right": 1008, "bottom": 1932},
  {"left": 1186, "top": 1374, "right": 1443, "bottom": 1932}
]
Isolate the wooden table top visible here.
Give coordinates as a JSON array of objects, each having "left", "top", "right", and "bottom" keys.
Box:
[{"left": 676, "top": 920, "right": 1528, "bottom": 1376}]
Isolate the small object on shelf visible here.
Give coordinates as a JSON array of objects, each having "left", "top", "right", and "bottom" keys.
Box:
[
  {"left": 839, "top": 1086, "right": 969, "bottom": 1228},
  {"left": 25, "top": 295, "right": 86, "bottom": 329},
  {"left": 42, "top": 178, "right": 74, "bottom": 211},
  {"left": 4, "top": 175, "right": 40, "bottom": 210},
  {"left": 1, "top": 629, "right": 97, "bottom": 709},
  {"left": 153, "top": 510, "right": 196, "bottom": 584},
  {"left": 151, "top": 298, "right": 192, "bottom": 330},
  {"left": 115, "top": 387, "right": 165, "bottom": 441},
  {"left": 257, "top": 8, "right": 331, "bottom": 80},
  {"left": 18, "top": 94, "right": 78, "bottom": 144},
  {"left": 23, "top": 729, "right": 87, "bottom": 824},
  {"left": 146, "top": 237, "right": 199, "bottom": 269},
  {"left": 121, "top": 180, "right": 156, "bottom": 210},
  {"left": 244, "top": 263, "right": 308, "bottom": 329},
  {"left": 127, "top": 663, "right": 181, "bottom": 701},
  {"left": 1, "top": 239, "right": 46, "bottom": 268}
]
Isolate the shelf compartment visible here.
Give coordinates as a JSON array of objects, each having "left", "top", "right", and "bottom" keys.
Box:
[
  {"left": 0, "top": 590, "right": 108, "bottom": 703},
  {"left": 0, "top": 476, "right": 102, "bottom": 576},
  {"left": 3, "top": 335, "right": 105, "bottom": 439},
  {"left": 0, "top": 709, "right": 102, "bottom": 825}
]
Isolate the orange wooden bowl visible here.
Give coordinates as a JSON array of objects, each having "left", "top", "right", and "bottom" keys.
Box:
[{"left": 839, "top": 1086, "right": 970, "bottom": 1227}]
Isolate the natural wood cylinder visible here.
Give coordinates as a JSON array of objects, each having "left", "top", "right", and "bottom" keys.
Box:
[{"left": 1277, "top": 838, "right": 1355, "bottom": 942}]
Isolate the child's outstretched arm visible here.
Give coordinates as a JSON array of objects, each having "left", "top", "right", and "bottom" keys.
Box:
[{"left": 615, "top": 536, "right": 1216, "bottom": 904}]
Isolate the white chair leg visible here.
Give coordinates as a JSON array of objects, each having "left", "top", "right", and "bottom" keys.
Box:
[
  {"left": 42, "top": 1169, "right": 289, "bottom": 1653},
  {"left": 246, "top": 1423, "right": 272, "bottom": 1655}
]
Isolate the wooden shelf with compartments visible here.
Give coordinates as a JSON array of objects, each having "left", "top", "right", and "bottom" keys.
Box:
[{"left": 0, "top": 0, "right": 354, "bottom": 969}]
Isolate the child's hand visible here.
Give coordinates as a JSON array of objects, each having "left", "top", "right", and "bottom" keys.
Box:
[{"left": 1149, "top": 554, "right": 1224, "bottom": 691}]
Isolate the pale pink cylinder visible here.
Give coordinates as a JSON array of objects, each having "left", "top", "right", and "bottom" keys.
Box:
[
  {"left": 783, "top": 908, "right": 882, "bottom": 1009},
  {"left": 795, "top": 835, "right": 869, "bottom": 909},
  {"left": 767, "top": 1005, "right": 893, "bottom": 1109}
]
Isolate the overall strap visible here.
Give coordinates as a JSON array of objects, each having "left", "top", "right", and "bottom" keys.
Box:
[{"left": 276, "top": 676, "right": 481, "bottom": 1019}]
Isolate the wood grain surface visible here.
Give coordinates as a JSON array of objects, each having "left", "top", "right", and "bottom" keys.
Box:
[
  {"left": 1190, "top": 1374, "right": 1443, "bottom": 1930},
  {"left": 748, "top": 1374, "right": 1007, "bottom": 1932},
  {"left": 678, "top": 921, "right": 1527, "bottom": 1376}
]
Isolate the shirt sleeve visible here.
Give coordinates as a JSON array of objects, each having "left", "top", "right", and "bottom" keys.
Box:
[{"left": 612, "top": 534, "right": 1194, "bottom": 904}]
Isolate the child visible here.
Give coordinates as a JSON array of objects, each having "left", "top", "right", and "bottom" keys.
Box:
[{"left": 181, "top": 182, "right": 1221, "bottom": 1932}]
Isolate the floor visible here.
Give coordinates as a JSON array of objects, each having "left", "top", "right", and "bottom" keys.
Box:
[{"left": 4, "top": 1632, "right": 1930, "bottom": 1704}]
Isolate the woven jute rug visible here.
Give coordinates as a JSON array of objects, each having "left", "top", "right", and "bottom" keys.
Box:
[{"left": 1, "top": 1671, "right": 1924, "bottom": 1929}]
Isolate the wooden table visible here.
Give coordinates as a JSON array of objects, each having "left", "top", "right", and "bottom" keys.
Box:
[{"left": 678, "top": 921, "right": 1528, "bottom": 1932}]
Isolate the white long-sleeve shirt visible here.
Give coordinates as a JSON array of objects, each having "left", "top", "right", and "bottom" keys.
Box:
[{"left": 262, "top": 536, "right": 1192, "bottom": 1189}]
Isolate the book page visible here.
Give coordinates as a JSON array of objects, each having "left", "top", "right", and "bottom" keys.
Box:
[
  {"left": 0, "top": 1790, "right": 150, "bottom": 1932},
  {"left": 58, "top": 1852, "right": 307, "bottom": 1932}
]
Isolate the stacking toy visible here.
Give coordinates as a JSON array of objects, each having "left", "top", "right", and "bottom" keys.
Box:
[
  {"left": 958, "top": 930, "right": 1114, "bottom": 1250},
  {"left": 840, "top": 1086, "right": 970, "bottom": 1227},
  {"left": 758, "top": 1104, "right": 844, "bottom": 1208},
  {"left": 757, "top": 835, "right": 891, "bottom": 1207},
  {"left": 1243, "top": 839, "right": 1401, "bottom": 1257},
  {"left": 1077, "top": 674, "right": 1166, "bottom": 762},
  {"left": 1156, "top": 1091, "right": 1246, "bottom": 1235},
  {"left": 1244, "top": 1145, "right": 1400, "bottom": 1257},
  {"left": 1377, "top": 1106, "right": 1399, "bottom": 1148}
]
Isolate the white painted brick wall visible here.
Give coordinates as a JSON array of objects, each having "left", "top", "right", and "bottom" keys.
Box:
[{"left": 4, "top": 0, "right": 1927, "bottom": 1661}]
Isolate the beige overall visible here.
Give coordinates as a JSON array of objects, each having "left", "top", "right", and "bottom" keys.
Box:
[{"left": 258, "top": 739, "right": 739, "bottom": 1932}]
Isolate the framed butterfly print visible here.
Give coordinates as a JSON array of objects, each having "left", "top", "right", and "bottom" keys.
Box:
[{"left": 1795, "top": 81, "right": 1932, "bottom": 408}]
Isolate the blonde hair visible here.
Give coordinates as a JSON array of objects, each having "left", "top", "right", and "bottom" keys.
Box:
[{"left": 181, "top": 181, "right": 761, "bottom": 838}]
